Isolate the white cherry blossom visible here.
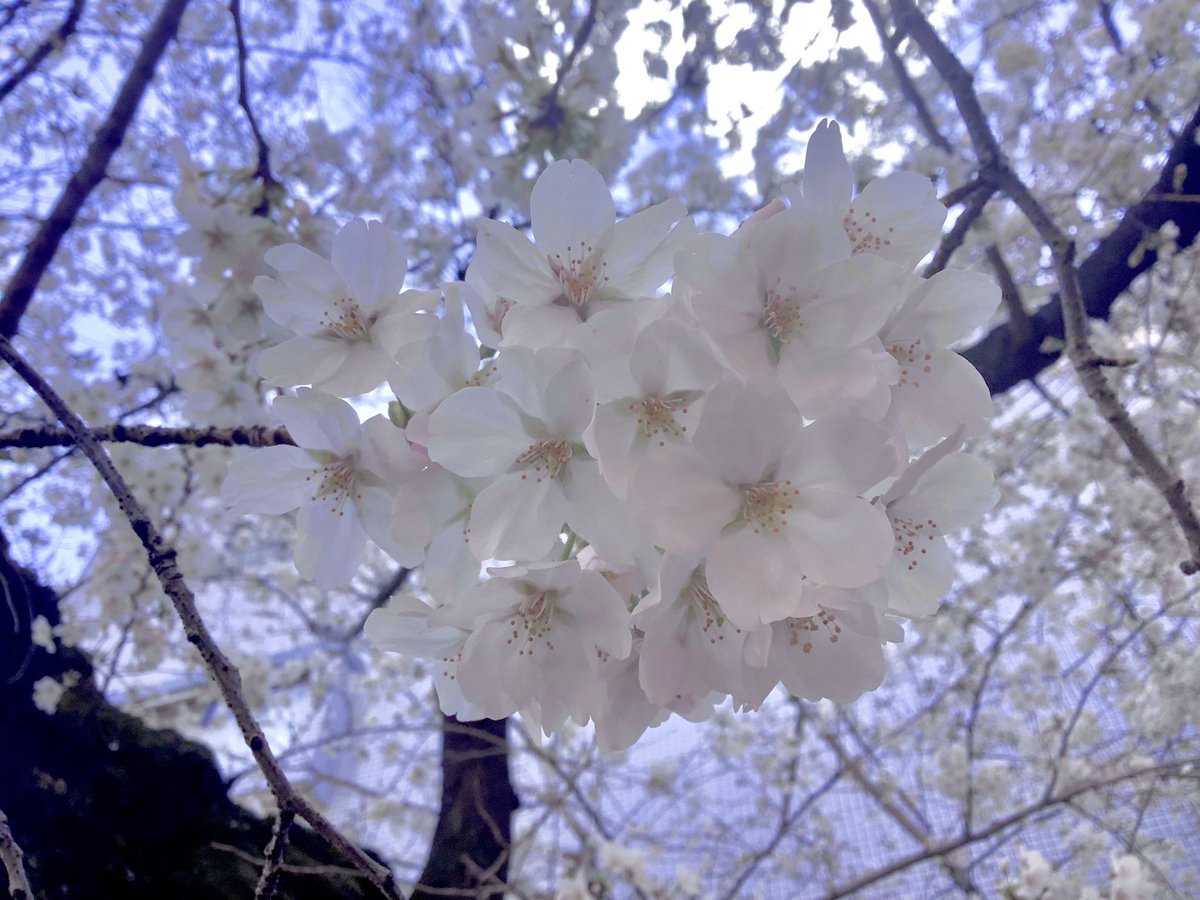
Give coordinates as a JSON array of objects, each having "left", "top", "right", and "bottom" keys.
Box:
[
  {"left": 786, "top": 118, "right": 948, "bottom": 267},
  {"left": 454, "top": 561, "right": 633, "bottom": 733},
  {"left": 632, "top": 379, "right": 897, "bottom": 629},
  {"left": 221, "top": 388, "right": 426, "bottom": 587},
  {"left": 466, "top": 159, "right": 692, "bottom": 349},
  {"left": 880, "top": 268, "right": 1000, "bottom": 447},
  {"left": 254, "top": 219, "right": 438, "bottom": 396}
]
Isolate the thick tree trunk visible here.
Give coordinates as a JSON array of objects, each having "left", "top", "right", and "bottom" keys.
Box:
[
  {"left": 0, "top": 540, "right": 380, "bottom": 899},
  {"left": 412, "top": 716, "right": 519, "bottom": 899}
]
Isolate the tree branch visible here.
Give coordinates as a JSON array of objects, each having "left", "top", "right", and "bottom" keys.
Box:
[
  {"left": 0, "top": 0, "right": 86, "bottom": 104},
  {"left": 254, "top": 810, "right": 296, "bottom": 900},
  {"left": 0, "top": 0, "right": 191, "bottom": 339},
  {"left": 0, "top": 422, "right": 293, "bottom": 450},
  {"left": 893, "top": 0, "right": 1200, "bottom": 575},
  {"left": 0, "top": 336, "right": 401, "bottom": 899},
  {"left": 228, "top": 0, "right": 277, "bottom": 215},
  {"left": 0, "top": 809, "right": 31, "bottom": 900}
]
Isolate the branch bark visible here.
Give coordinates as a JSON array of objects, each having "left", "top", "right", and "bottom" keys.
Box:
[
  {"left": 0, "top": 810, "right": 31, "bottom": 900},
  {"left": 0, "top": 336, "right": 402, "bottom": 898},
  {"left": 0, "top": 422, "right": 293, "bottom": 449},
  {"left": 893, "top": 0, "right": 1200, "bottom": 574}
]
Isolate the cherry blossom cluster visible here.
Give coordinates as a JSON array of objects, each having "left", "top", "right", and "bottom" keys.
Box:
[{"left": 222, "top": 121, "right": 999, "bottom": 749}]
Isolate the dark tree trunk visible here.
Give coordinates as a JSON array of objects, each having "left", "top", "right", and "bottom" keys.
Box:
[
  {"left": 412, "top": 716, "right": 519, "bottom": 899},
  {"left": 0, "top": 537, "right": 382, "bottom": 899}
]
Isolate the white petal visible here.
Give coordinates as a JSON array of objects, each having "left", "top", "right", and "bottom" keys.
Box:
[
  {"left": 295, "top": 501, "right": 366, "bottom": 587},
  {"left": 273, "top": 389, "right": 360, "bottom": 453},
  {"left": 890, "top": 268, "right": 1000, "bottom": 346},
  {"left": 802, "top": 119, "right": 853, "bottom": 213},
  {"left": 891, "top": 450, "right": 998, "bottom": 529},
  {"left": 258, "top": 336, "right": 352, "bottom": 390},
  {"left": 787, "top": 489, "right": 894, "bottom": 588},
  {"left": 693, "top": 378, "right": 799, "bottom": 485},
  {"left": 468, "top": 220, "right": 563, "bottom": 306},
  {"left": 426, "top": 387, "right": 529, "bottom": 477},
  {"left": 630, "top": 446, "right": 741, "bottom": 555},
  {"left": 530, "top": 159, "right": 616, "bottom": 260},
  {"left": 706, "top": 527, "right": 809, "bottom": 629},
  {"left": 604, "top": 199, "right": 692, "bottom": 297},
  {"left": 847, "top": 173, "right": 947, "bottom": 264},
  {"left": 779, "top": 417, "right": 896, "bottom": 494},
  {"left": 330, "top": 219, "right": 409, "bottom": 311},
  {"left": 468, "top": 472, "right": 568, "bottom": 561},
  {"left": 221, "top": 445, "right": 314, "bottom": 514},
  {"left": 890, "top": 347, "right": 993, "bottom": 448}
]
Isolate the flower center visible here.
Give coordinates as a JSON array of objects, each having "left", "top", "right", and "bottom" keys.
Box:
[
  {"left": 307, "top": 457, "right": 359, "bottom": 515},
  {"left": 688, "top": 573, "right": 741, "bottom": 641},
  {"left": 784, "top": 608, "right": 842, "bottom": 653},
  {"left": 888, "top": 338, "right": 934, "bottom": 390},
  {"left": 843, "top": 204, "right": 895, "bottom": 255},
  {"left": 761, "top": 278, "right": 818, "bottom": 347},
  {"left": 630, "top": 396, "right": 688, "bottom": 446},
  {"left": 548, "top": 241, "right": 609, "bottom": 314},
  {"left": 320, "top": 296, "right": 372, "bottom": 340},
  {"left": 515, "top": 438, "right": 573, "bottom": 482},
  {"left": 742, "top": 480, "right": 799, "bottom": 535},
  {"left": 508, "top": 589, "right": 558, "bottom": 656},
  {"left": 891, "top": 513, "right": 940, "bottom": 572}
]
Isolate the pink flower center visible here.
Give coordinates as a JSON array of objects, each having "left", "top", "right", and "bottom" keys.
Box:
[
  {"left": 891, "top": 513, "right": 940, "bottom": 572},
  {"left": 307, "top": 457, "right": 359, "bottom": 516},
  {"left": 321, "top": 296, "right": 372, "bottom": 340},
  {"left": 889, "top": 337, "right": 934, "bottom": 390},
  {"left": 508, "top": 589, "right": 558, "bottom": 656},
  {"left": 742, "top": 480, "right": 799, "bottom": 535},
  {"left": 630, "top": 396, "right": 688, "bottom": 446},
  {"left": 784, "top": 608, "right": 842, "bottom": 653},
  {"left": 843, "top": 204, "right": 896, "bottom": 255},
  {"left": 548, "top": 241, "right": 609, "bottom": 314},
  {"left": 761, "top": 279, "right": 818, "bottom": 344},
  {"left": 516, "top": 438, "right": 573, "bottom": 482}
]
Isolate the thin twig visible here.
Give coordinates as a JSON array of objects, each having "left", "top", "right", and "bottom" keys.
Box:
[
  {"left": 861, "top": 0, "right": 953, "bottom": 155},
  {"left": 0, "top": 0, "right": 87, "bottom": 104},
  {"left": 0, "top": 422, "right": 292, "bottom": 449},
  {"left": 985, "top": 244, "right": 1031, "bottom": 347},
  {"left": 254, "top": 809, "right": 296, "bottom": 900},
  {"left": 0, "top": 0, "right": 192, "bottom": 340},
  {"left": 0, "top": 337, "right": 400, "bottom": 899},
  {"left": 228, "top": 0, "right": 277, "bottom": 215},
  {"left": 827, "top": 755, "right": 1200, "bottom": 897},
  {"left": 893, "top": 0, "right": 1200, "bottom": 576},
  {"left": 0, "top": 809, "right": 31, "bottom": 900},
  {"left": 924, "top": 181, "right": 995, "bottom": 276}
]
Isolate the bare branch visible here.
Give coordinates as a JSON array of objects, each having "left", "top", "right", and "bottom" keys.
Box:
[
  {"left": 984, "top": 244, "right": 1030, "bottom": 348},
  {"left": 861, "top": 0, "right": 954, "bottom": 155},
  {"left": 828, "top": 755, "right": 1200, "bottom": 897},
  {"left": 0, "top": 422, "right": 293, "bottom": 450},
  {"left": 254, "top": 809, "right": 296, "bottom": 900},
  {"left": 0, "top": 336, "right": 401, "bottom": 899},
  {"left": 892, "top": 0, "right": 1200, "bottom": 575},
  {"left": 924, "top": 181, "right": 995, "bottom": 276},
  {"left": 0, "top": 0, "right": 86, "bottom": 104},
  {"left": 0, "top": 0, "right": 191, "bottom": 339},
  {"left": 228, "top": 0, "right": 278, "bottom": 215},
  {"left": 0, "top": 809, "right": 31, "bottom": 900}
]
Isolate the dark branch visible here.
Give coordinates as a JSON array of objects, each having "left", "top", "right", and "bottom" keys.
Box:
[
  {"left": 228, "top": 0, "right": 278, "bottom": 215},
  {"left": 924, "top": 182, "right": 995, "bottom": 276},
  {"left": 0, "top": 0, "right": 191, "bottom": 339},
  {"left": 0, "top": 423, "right": 293, "bottom": 450},
  {"left": 0, "top": 0, "right": 86, "bottom": 105},
  {"left": 960, "top": 100, "right": 1200, "bottom": 395},
  {"left": 861, "top": 0, "right": 954, "bottom": 155}
]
